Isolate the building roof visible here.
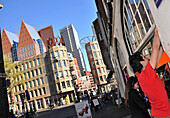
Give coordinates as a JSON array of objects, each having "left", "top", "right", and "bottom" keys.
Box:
[
  {"left": 6, "top": 30, "right": 19, "bottom": 45},
  {"left": 25, "top": 22, "right": 40, "bottom": 40}
]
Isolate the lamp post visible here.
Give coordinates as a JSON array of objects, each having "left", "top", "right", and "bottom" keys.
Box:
[{"left": 0, "top": 3, "right": 10, "bottom": 118}]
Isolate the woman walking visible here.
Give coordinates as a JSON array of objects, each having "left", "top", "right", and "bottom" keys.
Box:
[{"left": 125, "top": 76, "right": 150, "bottom": 118}]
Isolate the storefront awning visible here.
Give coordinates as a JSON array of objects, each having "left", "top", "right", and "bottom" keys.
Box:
[{"left": 157, "top": 51, "right": 170, "bottom": 69}]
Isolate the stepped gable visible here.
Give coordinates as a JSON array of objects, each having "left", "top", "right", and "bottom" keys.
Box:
[
  {"left": 1, "top": 28, "right": 13, "bottom": 55},
  {"left": 18, "top": 20, "right": 40, "bottom": 49}
]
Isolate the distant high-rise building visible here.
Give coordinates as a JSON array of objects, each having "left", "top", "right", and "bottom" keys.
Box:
[
  {"left": 2, "top": 28, "right": 19, "bottom": 61},
  {"left": 59, "top": 24, "right": 86, "bottom": 75},
  {"left": 17, "top": 20, "right": 46, "bottom": 61}
]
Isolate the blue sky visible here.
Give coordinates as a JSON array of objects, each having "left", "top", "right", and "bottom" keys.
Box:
[{"left": 0, "top": 0, "right": 98, "bottom": 71}]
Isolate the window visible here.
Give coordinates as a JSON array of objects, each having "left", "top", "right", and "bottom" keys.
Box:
[
  {"left": 32, "top": 50, "right": 35, "bottom": 55},
  {"left": 96, "top": 77, "right": 99, "bottom": 83},
  {"left": 95, "top": 43, "right": 98, "bottom": 49},
  {"left": 62, "top": 60, "right": 66, "bottom": 67},
  {"left": 25, "top": 82, "right": 28, "bottom": 89},
  {"left": 64, "top": 70, "right": 68, "bottom": 77},
  {"left": 92, "top": 61, "right": 95, "bottom": 66},
  {"left": 42, "top": 87, "right": 46, "bottom": 94},
  {"left": 66, "top": 81, "right": 70, "bottom": 88},
  {"left": 26, "top": 46, "right": 28, "bottom": 51},
  {"left": 36, "top": 79, "right": 40, "bottom": 86},
  {"left": 53, "top": 62, "right": 57, "bottom": 69},
  {"left": 38, "top": 89, "right": 42, "bottom": 96},
  {"left": 60, "top": 50, "right": 64, "bottom": 57},
  {"left": 124, "top": 0, "right": 153, "bottom": 51},
  {"left": 35, "top": 69, "right": 38, "bottom": 76},
  {"left": 30, "top": 91, "right": 33, "bottom": 98},
  {"left": 18, "top": 85, "right": 21, "bottom": 91},
  {"left": 38, "top": 68, "right": 42, "bottom": 75},
  {"left": 31, "top": 44, "right": 34, "bottom": 49},
  {"left": 40, "top": 77, "right": 44, "bottom": 84},
  {"left": 57, "top": 60, "right": 61, "bottom": 68},
  {"left": 88, "top": 45, "right": 91, "bottom": 51},
  {"left": 66, "top": 60, "right": 69, "bottom": 66},
  {"left": 29, "top": 61, "right": 33, "bottom": 68},
  {"left": 55, "top": 72, "right": 58, "bottom": 79},
  {"left": 62, "top": 82, "right": 66, "bottom": 89},
  {"left": 101, "top": 67, "right": 105, "bottom": 73},
  {"left": 57, "top": 83, "right": 61, "bottom": 90},
  {"left": 144, "top": 49, "right": 149, "bottom": 56},
  {"left": 14, "top": 86, "right": 17, "bottom": 92},
  {"left": 28, "top": 81, "right": 32, "bottom": 88},
  {"left": 64, "top": 50, "right": 67, "bottom": 57},
  {"left": 32, "top": 80, "right": 36, "bottom": 87},
  {"left": 104, "top": 75, "right": 107, "bottom": 81},
  {"left": 99, "top": 59, "right": 103, "bottom": 64},
  {"left": 97, "top": 51, "right": 100, "bottom": 57},
  {"left": 90, "top": 53, "right": 93, "bottom": 58},
  {"left": 23, "top": 73, "right": 26, "bottom": 79},
  {"left": 27, "top": 52, "right": 30, "bottom": 57},
  {"left": 55, "top": 51, "right": 59, "bottom": 57},
  {"left": 91, "top": 44, "right": 95, "bottom": 50},
  {"left": 95, "top": 60, "right": 99, "bottom": 65},
  {"left": 93, "top": 52, "right": 97, "bottom": 58},
  {"left": 33, "top": 59, "right": 36, "bottom": 66},
  {"left": 22, "top": 64, "right": 25, "bottom": 70},
  {"left": 31, "top": 70, "right": 34, "bottom": 77},
  {"left": 26, "top": 62, "right": 29, "bottom": 69},
  {"left": 148, "top": 47, "right": 152, "bottom": 55},
  {"left": 37, "top": 58, "right": 40, "bottom": 65},
  {"left": 34, "top": 90, "right": 38, "bottom": 97},
  {"left": 59, "top": 71, "right": 63, "bottom": 78},
  {"left": 51, "top": 52, "right": 55, "bottom": 59},
  {"left": 27, "top": 72, "right": 30, "bottom": 78},
  {"left": 15, "top": 95, "right": 18, "bottom": 102},
  {"left": 99, "top": 76, "right": 103, "bottom": 82},
  {"left": 97, "top": 68, "right": 101, "bottom": 74}
]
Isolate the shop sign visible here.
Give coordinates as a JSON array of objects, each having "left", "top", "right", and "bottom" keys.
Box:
[
  {"left": 154, "top": 0, "right": 163, "bottom": 8},
  {"left": 75, "top": 100, "right": 92, "bottom": 118}
]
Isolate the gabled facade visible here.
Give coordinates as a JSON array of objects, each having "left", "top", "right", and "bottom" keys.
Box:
[
  {"left": 2, "top": 28, "right": 13, "bottom": 58},
  {"left": 38, "top": 25, "right": 56, "bottom": 50},
  {"left": 17, "top": 20, "right": 46, "bottom": 61},
  {"left": 2, "top": 28, "right": 19, "bottom": 61}
]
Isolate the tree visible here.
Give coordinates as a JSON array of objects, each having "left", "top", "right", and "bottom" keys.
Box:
[{"left": 4, "top": 57, "right": 24, "bottom": 93}]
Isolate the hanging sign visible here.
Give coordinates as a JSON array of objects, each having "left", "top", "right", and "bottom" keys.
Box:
[{"left": 154, "top": 0, "right": 163, "bottom": 8}]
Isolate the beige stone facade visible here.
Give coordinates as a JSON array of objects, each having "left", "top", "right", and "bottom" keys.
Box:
[
  {"left": 85, "top": 41, "right": 108, "bottom": 93},
  {"left": 12, "top": 46, "right": 75, "bottom": 112}
]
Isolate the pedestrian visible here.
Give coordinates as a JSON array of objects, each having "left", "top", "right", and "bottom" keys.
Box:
[
  {"left": 125, "top": 76, "right": 151, "bottom": 118},
  {"left": 129, "top": 28, "right": 170, "bottom": 117},
  {"left": 9, "top": 109, "right": 16, "bottom": 118}
]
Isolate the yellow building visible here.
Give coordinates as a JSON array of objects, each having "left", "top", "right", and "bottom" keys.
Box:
[
  {"left": 13, "top": 46, "right": 75, "bottom": 112},
  {"left": 85, "top": 41, "right": 108, "bottom": 93}
]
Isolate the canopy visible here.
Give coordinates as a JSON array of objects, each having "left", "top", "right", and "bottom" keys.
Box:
[{"left": 156, "top": 51, "right": 170, "bottom": 69}]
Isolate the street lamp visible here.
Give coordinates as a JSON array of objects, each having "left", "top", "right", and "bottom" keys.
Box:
[{"left": 0, "top": 3, "right": 10, "bottom": 118}]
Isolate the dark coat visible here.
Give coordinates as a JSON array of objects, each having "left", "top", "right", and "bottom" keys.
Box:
[{"left": 128, "top": 89, "right": 151, "bottom": 118}]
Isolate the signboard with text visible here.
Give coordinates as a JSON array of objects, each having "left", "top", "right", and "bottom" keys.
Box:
[{"left": 75, "top": 101, "right": 92, "bottom": 118}]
